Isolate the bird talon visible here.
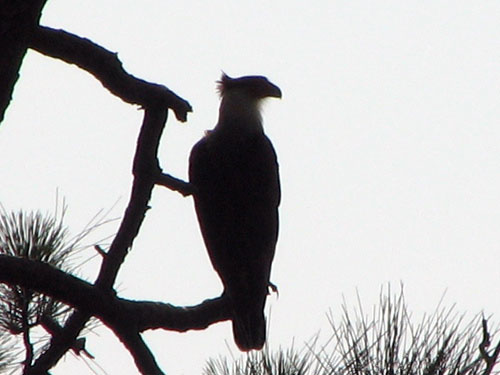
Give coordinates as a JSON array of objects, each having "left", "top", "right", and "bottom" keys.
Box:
[{"left": 268, "top": 282, "right": 279, "bottom": 297}]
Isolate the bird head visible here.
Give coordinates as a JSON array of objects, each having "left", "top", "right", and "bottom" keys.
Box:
[{"left": 217, "top": 73, "right": 282, "bottom": 100}]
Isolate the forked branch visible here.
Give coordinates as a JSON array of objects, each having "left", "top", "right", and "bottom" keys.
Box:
[{"left": 0, "top": 3, "right": 209, "bottom": 374}]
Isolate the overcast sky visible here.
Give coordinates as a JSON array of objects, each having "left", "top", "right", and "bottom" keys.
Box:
[{"left": 1, "top": 1, "right": 499, "bottom": 374}]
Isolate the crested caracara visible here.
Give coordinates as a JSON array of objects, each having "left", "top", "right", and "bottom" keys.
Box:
[{"left": 189, "top": 73, "right": 281, "bottom": 351}]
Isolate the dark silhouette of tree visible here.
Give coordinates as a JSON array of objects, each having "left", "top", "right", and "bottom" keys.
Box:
[
  {"left": 0, "top": 2, "right": 230, "bottom": 374},
  {"left": 1, "top": 3, "right": 499, "bottom": 375}
]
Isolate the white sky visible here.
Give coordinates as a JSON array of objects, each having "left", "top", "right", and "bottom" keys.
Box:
[{"left": 1, "top": 1, "right": 499, "bottom": 374}]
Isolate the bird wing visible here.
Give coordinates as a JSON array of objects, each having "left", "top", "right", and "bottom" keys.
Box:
[{"left": 188, "top": 133, "right": 280, "bottom": 295}]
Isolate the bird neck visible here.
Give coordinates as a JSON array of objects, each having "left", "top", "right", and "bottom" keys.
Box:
[{"left": 214, "top": 90, "right": 264, "bottom": 137}]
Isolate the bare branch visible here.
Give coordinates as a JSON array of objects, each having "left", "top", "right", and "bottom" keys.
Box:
[
  {"left": 28, "top": 26, "right": 192, "bottom": 121},
  {"left": 40, "top": 315, "right": 93, "bottom": 358},
  {"left": 126, "top": 297, "right": 230, "bottom": 333},
  {"left": 22, "top": 303, "right": 34, "bottom": 370},
  {"left": 95, "top": 108, "right": 168, "bottom": 290},
  {"left": 113, "top": 328, "right": 164, "bottom": 375},
  {"left": 26, "top": 311, "right": 90, "bottom": 375},
  {"left": 0, "top": 256, "right": 107, "bottom": 313},
  {"left": 93, "top": 245, "right": 107, "bottom": 258},
  {"left": 156, "top": 172, "right": 197, "bottom": 196}
]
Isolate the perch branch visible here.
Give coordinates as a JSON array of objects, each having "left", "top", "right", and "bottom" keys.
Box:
[
  {"left": 28, "top": 26, "right": 192, "bottom": 121},
  {"left": 0, "top": 255, "right": 231, "bottom": 332}
]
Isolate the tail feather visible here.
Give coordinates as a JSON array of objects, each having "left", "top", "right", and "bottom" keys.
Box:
[{"left": 232, "top": 310, "right": 266, "bottom": 351}]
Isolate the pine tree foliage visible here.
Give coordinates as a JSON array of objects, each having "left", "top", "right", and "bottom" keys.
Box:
[
  {"left": 0, "top": 209, "right": 73, "bottom": 334},
  {"left": 0, "top": 205, "right": 110, "bottom": 370},
  {"left": 204, "top": 289, "right": 499, "bottom": 375}
]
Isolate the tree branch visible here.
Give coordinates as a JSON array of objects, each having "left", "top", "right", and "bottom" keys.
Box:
[
  {"left": 125, "top": 297, "right": 230, "bottom": 333},
  {"left": 156, "top": 172, "right": 197, "bottom": 197},
  {"left": 1, "top": 5, "right": 203, "bottom": 373},
  {"left": 0, "top": 256, "right": 108, "bottom": 332},
  {"left": 95, "top": 108, "right": 167, "bottom": 290},
  {"left": 113, "top": 329, "right": 164, "bottom": 375},
  {"left": 0, "top": 254, "right": 231, "bottom": 373},
  {"left": 40, "top": 315, "right": 93, "bottom": 358},
  {"left": 22, "top": 296, "right": 34, "bottom": 370},
  {"left": 26, "top": 101, "right": 185, "bottom": 375},
  {"left": 28, "top": 311, "right": 90, "bottom": 374},
  {"left": 28, "top": 26, "right": 192, "bottom": 121},
  {"left": 26, "top": 106, "right": 175, "bottom": 373},
  {"left": 0, "top": 255, "right": 231, "bottom": 343}
]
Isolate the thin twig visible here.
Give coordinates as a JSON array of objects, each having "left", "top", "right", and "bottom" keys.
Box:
[
  {"left": 22, "top": 294, "right": 34, "bottom": 370},
  {"left": 93, "top": 245, "right": 107, "bottom": 258}
]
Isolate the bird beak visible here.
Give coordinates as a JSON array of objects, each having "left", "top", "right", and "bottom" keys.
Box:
[{"left": 268, "top": 83, "right": 282, "bottom": 99}]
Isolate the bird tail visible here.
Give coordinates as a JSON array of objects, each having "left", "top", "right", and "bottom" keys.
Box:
[{"left": 232, "top": 309, "right": 266, "bottom": 351}]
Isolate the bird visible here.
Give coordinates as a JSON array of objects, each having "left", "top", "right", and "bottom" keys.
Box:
[{"left": 189, "top": 73, "right": 281, "bottom": 351}]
